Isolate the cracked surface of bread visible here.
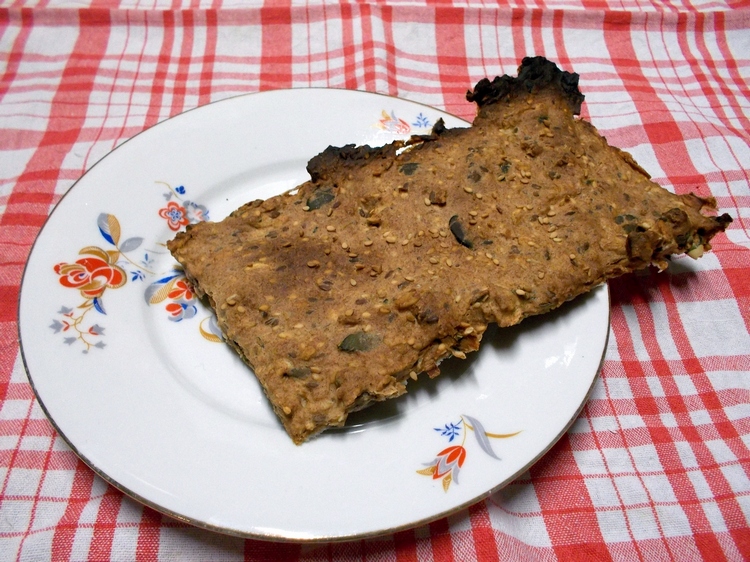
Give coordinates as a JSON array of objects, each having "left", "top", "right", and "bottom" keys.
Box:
[{"left": 168, "top": 57, "right": 731, "bottom": 444}]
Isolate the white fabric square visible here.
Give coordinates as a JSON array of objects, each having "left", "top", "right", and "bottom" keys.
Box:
[
  {"left": 597, "top": 510, "right": 631, "bottom": 543},
  {"left": 678, "top": 300, "right": 750, "bottom": 357},
  {"left": 39, "top": 470, "right": 75, "bottom": 499},
  {"left": 31, "top": 501, "right": 66, "bottom": 531},
  {"left": 487, "top": 497, "right": 551, "bottom": 547},
  {"left": 655, "top": 504, "right": 692, "bottom": 538},
  {"left": 110, "top": 527, "right": 140, "bottom": 561},
  {"left": 615, "top": 476, "right": 650, "bottom": 506},
  {"left": 6, "top": 468, "right": 42, "bottom": 497},
  {"left": 705, "top": 439, "right": 737, "bottom": 464},
  {"left": 20, "top": 436, "right": 52, "bottom": 452},
  {"left": 673, "top": 375, "right": 698, "bottom": 396},
  {"left": 689, "top": 409, "right": 713, "bottom": 426},
  {"left": 0, "top": 499, "right": 33, "bottom": 533},
  {"left": 630, "top": 444, "right": 663, "bottom": 473},
  {"left": 725, "top": 403, "right": 750, "bottom": 421},
  {"left": 70, "top": 527, "right": 94, "bottom": 560},
  {"left": 620, "top": 415, "right": 646, "bottom": 429},
  {"left": 721, "top": 464, "right": 750, "bottom": 494},
  {"left": 647, "top": 377, "right": 666, "bottom": 398},
  {"left": 603, "top": 448, "right": 636, "bottom": 474},
  {"left": 687, "top": 470, "right": 714, "bottom": 499},
  {"left": 702, "top": 501, "right": 728, "bottom": 533},
  {"left": 626, "top": 507, "right": 661, "bottom": 540},
  {"left": 648, "top": 301, "right": 682, "bottom": 360},
  {"left": 573, "top": 449, "right": 608, "bottom": 475},
  {"left": 675, "top": 441, "right": 699, "bottom": 469},
  {"left": 660, "top": 412, "right": 678, "bottom": 427},
  {"left": 0, "top": 399, "right": 31, "bottom": 420},
  {"left": 19, "top": 530, "right": 53, "bottom": 562},
  {"left": 0, "top": 536, "right": 21, "bottom": 562},
  {"left": 606, "top": 377, "right": 634, "bottom": 400},
  {"left": 591, "top": 416, "right": 618, "bottom": 432},
  {"left": 621, "top": 305, "right": 650, "bottom": 362},
  {"left": 585, "top": 477, "right": 621, "bottom": 508},
  {"left": 490, "top": 483, "right": 542, "bottom": 514},
  {"left": 0, "top": 435, "right": 20, "bottom": 450},
  {"left": 642, "top": 474, "right": 677, "bottom": 503}
]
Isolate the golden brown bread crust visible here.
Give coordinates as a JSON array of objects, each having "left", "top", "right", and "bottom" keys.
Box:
[{"left": 168, "top": 57, "right": 731, "bottom": 444}]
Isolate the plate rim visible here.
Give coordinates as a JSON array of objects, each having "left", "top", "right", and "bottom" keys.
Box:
[{"left": 17, "top": 86, "right": 610, "bottom": 542}]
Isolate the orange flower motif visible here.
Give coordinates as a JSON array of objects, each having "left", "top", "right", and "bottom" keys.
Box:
[
  {"left": 167, "top": 279, "right": 194, "bottom": 301},
  {"left": 54, "top": 251, "right": 127, "bottom": 299},
  {"left": 159, "top": 201, "right": 189, "bottom": 231},
  {"left": 418, "top": 445, "right": 467, "bottom": 491}
]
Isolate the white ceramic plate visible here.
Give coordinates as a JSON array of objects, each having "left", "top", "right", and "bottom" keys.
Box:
[{"left": 19, "top": 89, "right": 609, "bottom": 541}]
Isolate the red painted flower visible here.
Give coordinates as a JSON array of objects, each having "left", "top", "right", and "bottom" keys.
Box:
[
  {"left": 432, "top": 445, "right": 466, "bottom": 481},
  {"left": 55, "top": 250, "right": 127, "bottom": 299},
  {"left": 419, "top": 444, "right": 467, "bottom": 491},
  {"left": 167, "top": 279, "right": 194, "bottom": 301},
  {"left": 159, "top": 201, "right": 189, "bottom": 231}
]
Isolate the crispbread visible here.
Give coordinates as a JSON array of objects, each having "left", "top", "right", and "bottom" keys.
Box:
[{"left": 168, "top": 57, "right": 731, "bottom": 443}]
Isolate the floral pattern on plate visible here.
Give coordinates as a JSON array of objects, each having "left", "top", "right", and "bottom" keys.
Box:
[
  {"left": 418, "top": 416, "right": 521, "bottom": 492},
  {"left": 50, "top": 182, "right": 221, "bottom": 351},
  {"left": 376, "top": 110, "right": 432, "bottom": 134}
]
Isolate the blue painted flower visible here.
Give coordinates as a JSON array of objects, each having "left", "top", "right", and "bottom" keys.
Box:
[{"left": 435, "top": 420, "right": 463, "bottom": 442}]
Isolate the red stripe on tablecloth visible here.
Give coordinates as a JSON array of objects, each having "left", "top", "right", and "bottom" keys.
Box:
[
  {"left": 468, "top": 502, "right": 499, "bottom": 561},
  {"left": 380, "top": 5, "right": 399, "bottom": 97},
  {"left": 394, "top": 528, "right": 420, "bottom": 561},
  {"left": 1, "top": 8, "right": 111, "bottom": 397},
  {"left": 656, "top": 281, "right": 750, "bottom": 555},
  {"left": 428, "top": 516, "right": 455, "bottom": 562},
  {"left": 529, "top": 10, "right": 545, "bottom": 57},
  {"left": 135, "top": 507, "right": 161, "bottom": 561},
  {"left": 198, "top": 10, "right": 217, "bottom": 107},
  {"left": 435, "top": 8, "right": 471, "bottom": 116},
  {"left": 244, "top": 538, "right": 301, "bottom": 560},
  {"left": 170, "top": 10, "right": 194, "bottom": 115},
  {"left": 89, "top": 488, "right": 125, "bottom": 560},
  {"left": 0, "top": 9, "right": 34, "bottom": 102},
  {"left": 530, "top": 438, "right": 611, "bottom": 560},
  {"left": 339, "top": 3, "right": 359, "bottom": 90},
  {"left": 604, "top": 12, "right": 707, "bottom": 192},
  {"left": 144, "top": 10, "right": 175, "bottom": 129},
  {"left": 260, "top": 5, "right": 293, "bottom": 90},
  {"left": 358, "top": 3, "right": 377, "bottom": 89},
  {"left": 607, "top": 288, "right": 726, "bottom": 559},
  {"left": 51, "top": 460, "right": 97, "bottom": 560}
]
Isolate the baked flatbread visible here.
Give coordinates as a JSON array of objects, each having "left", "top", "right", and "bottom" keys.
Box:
[{"left": 168, "top": 57, "right": 731, "bottom": 443}]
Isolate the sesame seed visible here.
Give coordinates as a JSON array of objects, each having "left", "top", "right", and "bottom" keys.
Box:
[
  {"left": 326, "top": 225, "right": 336, "bottom": 232},
  {"left": 409, "top": 371, "right": 418, "bottom": 381},
  {"left": 364, "top": 240, "right": 373, "bottom": 246},
  {"left": 283, "top": 406, "right": 292, "bottom": 415},
  {"left": 307, "top": 260, "right": 320, "bottom": 268},
  {"left": 350, "top": 279, "right": 357, "bottom": 286},
  {"left": 385, "top": 236, "right": 397, "bottom": 244},
  {"left": 515, "top": 289, "right": 526, "bottom": 296},
  {"left": 424, "top": 198, "right": 431, "bottom": 206},
  {"left": 294, "top": 323, "right": 303, "bottom": 329},
  {"left": 463, "top": 186, "right": 473, "bottom": 193},
  {"left": 341, "top": 242, "right": 349, "bottom": 250}
]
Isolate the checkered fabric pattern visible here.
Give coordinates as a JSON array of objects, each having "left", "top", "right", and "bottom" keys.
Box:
[{"left": 1, "top": 2, "right": 749, "bottom": 561}]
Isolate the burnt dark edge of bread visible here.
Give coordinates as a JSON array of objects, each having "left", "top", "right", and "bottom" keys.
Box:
[{"left": 467, "top": 56, "right": 585, "bottom": 115}]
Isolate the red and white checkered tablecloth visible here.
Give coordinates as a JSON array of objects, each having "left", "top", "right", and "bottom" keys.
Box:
[{"left": 1, "top": 1, "right": 749, "bottom": 560}]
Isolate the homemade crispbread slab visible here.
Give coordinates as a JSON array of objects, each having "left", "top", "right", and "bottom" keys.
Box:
[{"left": 168, "top": 57, "right": 731, "bottom": 444}]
